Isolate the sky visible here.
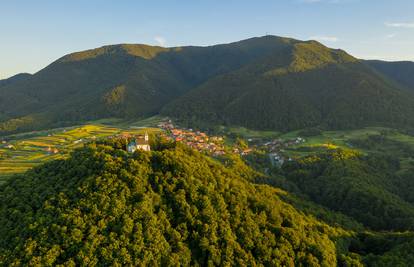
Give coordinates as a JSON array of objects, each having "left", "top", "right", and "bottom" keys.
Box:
[{"left": 1, "top": 0, "right": 414, "bottom": 79}]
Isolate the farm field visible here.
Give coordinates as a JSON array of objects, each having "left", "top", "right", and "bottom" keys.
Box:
[
  {"left": 227, "top": 125, "right": 414, "bottom": 161},
  {"left": 229, "top": 126, "right": 413, "bottom": 150},
  {"left": 283, "top": 128, "right": 414, "bottom": 166},
  {"left": 2, "top": 118, "right": 414, "bottom": 183},
  {"left": 0, "top": 121, "right": 162, "bottom": 182}
]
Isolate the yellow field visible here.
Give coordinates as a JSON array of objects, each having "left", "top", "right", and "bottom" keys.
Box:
[{"left": 0, "top": 122, "right": 161, "bottom": 182}]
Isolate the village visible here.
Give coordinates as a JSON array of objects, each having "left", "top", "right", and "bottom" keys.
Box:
[
  {"left": 0, "top": 119, "right": 307, "bottom": 177},
  {"left": 157, "top": 120, "right": 227, "bottom": 156},
  {"left": 156, "top": 120, "right": 306, "bottom": 166}
]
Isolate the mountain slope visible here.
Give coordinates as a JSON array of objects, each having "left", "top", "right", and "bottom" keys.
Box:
[
  {"left": 0, "top": 73, "right": 32, "bottom": 88},
  {"left": 163, "top": 41, "right": 414, "bottom": 131},
  {"left": 366, "top": 60, "right": 414, "bottom": 91},
  {"left": 1, "top": 36, "right": 414, "bottom": 134},
  {"left": 0, "top": 73, "right": 32, "bottom": 121},
  {"left": 0, "top": 36, "right": 298, "bottom": 134}
]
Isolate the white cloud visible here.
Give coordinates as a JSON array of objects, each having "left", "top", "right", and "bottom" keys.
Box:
[
  {"left": 385, "top": 22, "right": 414, "bottom": 28},
  {"left": 309, "top": 35, "right": 339, "bottom": 42},
  {"left": 385, "top": 33, "right": 396, "bottom": 39},
  {"left": 154, "top": 36, "right": 167, "bottom": 47}
]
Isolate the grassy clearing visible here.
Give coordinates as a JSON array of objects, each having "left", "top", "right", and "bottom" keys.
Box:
[
  {"left": 226, "top": 126, "right": 281, "bottom": 139},
  {"left": 126, "top": 115, "right": 166, "bottom": 128}
]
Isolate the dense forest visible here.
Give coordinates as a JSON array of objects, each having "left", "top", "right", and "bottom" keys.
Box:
[
  {"left": 1, "top": 138, "right": 414, "bottom": 266},
  {"left": 1, "top": 36, "right": 414, "bottom": 135},
  {"left": 163, "top": 42, "right": 414, "bottom": 131},
  {"left": 281, "top": 149, "right": 414, "bottom": 231},
  {"left": 366, "top": 60, "right": 414, "bottom": 92}
]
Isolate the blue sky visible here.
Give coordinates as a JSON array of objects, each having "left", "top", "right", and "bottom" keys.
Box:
[{"left": 1, "top": 0, "right": 413, "bottom": 79}]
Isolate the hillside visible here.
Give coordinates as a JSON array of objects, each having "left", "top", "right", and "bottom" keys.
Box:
[
  {"left": 366, "top": 60, "right": 414, "bottom": 91},
  {"left": 280, "top": 149, "right": 414, "bottom": 231},
  {"left": 2, "top": 139, "right": 414, "bottom": 265},
  {"left": 0, "top": 73, "right": 32, "bottom": 122},
  {"left": 163, "top": 41, "right": 414, "bottom": 131},
  {"left": 0, "top": 73, "right": 32, "bottom": 88},
  {"left": 1, "top": 36, "right": 414, "bottom": 134},
  {"left": 0, "top": 36, "right": 295, "bottom": 134},
  {"left": 0, "top": 140, "right": 353, "bottom": 266}
]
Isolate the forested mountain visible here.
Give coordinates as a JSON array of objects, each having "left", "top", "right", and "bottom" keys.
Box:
[
  {"left": 1, "top": 139, "right": 413, "bottom": 266},
  {"left": 163, "top": 41, "right": 414, "bottom": 131},
  {"left": 0, "top": 36, "right": 299, "bottom": 134},
  {"left": 366, "top": 60, "right": 414, "bottom": 91},
  {"left": 1, "top": 36, "right": 414, "bottom": 134}
]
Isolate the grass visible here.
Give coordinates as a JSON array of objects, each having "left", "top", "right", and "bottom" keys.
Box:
[
  {"left": 126, "top": 115, "right": 166, "bottom": 128},
  {"left": 226, "top": 126, "right": 281, "bottom": 139}
]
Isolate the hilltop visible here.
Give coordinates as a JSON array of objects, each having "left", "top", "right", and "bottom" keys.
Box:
[
  {"left": 1, "top": 36, "right": 414, "bottom": 134},
  {"left": 1, "top": 139, "right": 414, "bottom": 265},
  {"left": 0, "top": 141, "right": 348, "bottom": 266}
]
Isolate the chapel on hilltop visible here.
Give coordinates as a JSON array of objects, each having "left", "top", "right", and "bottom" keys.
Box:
[{"left": 127, "top": 132, "right": 151, "bottom": 152}]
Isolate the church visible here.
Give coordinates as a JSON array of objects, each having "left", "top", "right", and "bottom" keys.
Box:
[{"left": 127, "top": 132, "right": 151, "bottom": 152}]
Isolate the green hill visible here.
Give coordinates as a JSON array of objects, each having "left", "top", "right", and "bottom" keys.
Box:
[
  {"left": 2, "top": 138, "right": 414, "bottom": 265},
  {"left": 0, "top": 139, "right": 414, "bottom": 266},
  {"left": 0, "top": 140, "right": 353, "bottom": 266},
  {"left": 0, "top": 36, "right": 297, "bottom": 134},
  {"left": 1, "top": 36, "right": 414, "bottom": 134},
  {"left": 163, "top": 41, "right": 414, "bottom": 131},
  {"left": 281, "top": 149, "right": 414, "bottom": 231}
]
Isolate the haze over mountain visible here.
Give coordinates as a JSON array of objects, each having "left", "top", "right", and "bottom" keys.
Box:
[{"left": 1, "top": 35, "right": 414, "bottom": 134}]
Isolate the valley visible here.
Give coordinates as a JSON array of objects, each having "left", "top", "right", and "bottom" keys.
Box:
[
  {"left": 2, "top": 115, "right": 413, "bottom": 182},
  {"left": 1, "top": 32, "right": 414, "bottom": 265}
]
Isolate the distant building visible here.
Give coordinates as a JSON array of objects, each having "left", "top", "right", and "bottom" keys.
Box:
[
  {"left": 269, "top": 153, "right": 285, "bottom": 167},
  {"left": 127, "top": 132, "right": 151, "bottom": 153}
]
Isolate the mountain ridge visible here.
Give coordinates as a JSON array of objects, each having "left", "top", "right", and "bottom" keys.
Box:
[{"left": 1, "top": 35, "right": 414, "bottom": 134}]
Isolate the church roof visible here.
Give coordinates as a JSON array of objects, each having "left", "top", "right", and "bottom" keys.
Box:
[{"left": 136, "top": 138, "right": 149, "bottom": 145}]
